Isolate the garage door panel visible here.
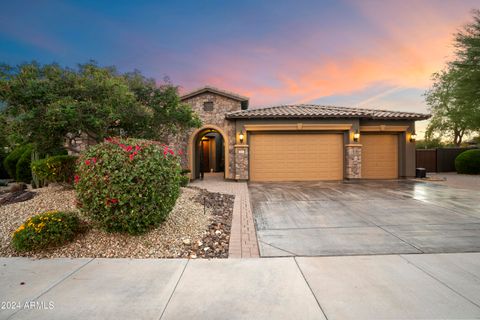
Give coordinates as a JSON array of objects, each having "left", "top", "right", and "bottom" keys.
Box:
[
  {"left": 250, "top": 133, "right": 343, "bottom": 181},
  {"left": 362, "top": 135, "right": 398, "bottom": 179}
]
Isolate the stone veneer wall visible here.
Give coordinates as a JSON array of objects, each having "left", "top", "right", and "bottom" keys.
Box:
[
  {"left": 64, "top": 133, "right": 97, "bottom": 156},
  {"left": 345, "top": 144, "right": 362, "bottom": 179},
  {"left": 234, "top": 145, "right": 249, "bottom": 180},
  {"left": 179, "top": 93, "right": 242, "bottom": 179}
]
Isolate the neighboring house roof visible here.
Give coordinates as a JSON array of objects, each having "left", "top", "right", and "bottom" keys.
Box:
[
  {"left": 180, "top": 86, "right": 249, "bottom": 103},
  {"left": 225, "top": 104, "right": 430, "bottom": 120}
]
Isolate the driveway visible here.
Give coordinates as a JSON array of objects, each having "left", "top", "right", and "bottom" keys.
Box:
[{"left": 250, "top": 180, "right": 480, "bottom": 257}]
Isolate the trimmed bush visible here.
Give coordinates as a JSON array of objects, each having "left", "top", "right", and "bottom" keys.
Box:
[
  {"left": 12, "top": 211, "right": 81, "bottom": 252},
  {"left": 179, "top": 175, "right": 190, "bottom": 187},
  {"left": 455, "top": 149, "right": 480, "bottom": 174},
  {"left": 75, "top": 138, "right": 181, "bottom": 235},
  {"left": 3, "top": 144, "right": 31, "bottom": 179},
  {"left": 32, "top": 155, "right": 77, "bottom": 183},
  {"left": 15, "top": 145, "right": 33, "bottom": 183}
]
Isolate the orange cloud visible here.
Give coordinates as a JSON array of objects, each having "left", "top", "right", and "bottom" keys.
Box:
[{"left": 182, "top": 0, "right": 476, "bottom": 108}]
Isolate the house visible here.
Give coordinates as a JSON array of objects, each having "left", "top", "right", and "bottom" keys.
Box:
[{"left": 179, "top": 86, "right": 430, "bottom": 182}]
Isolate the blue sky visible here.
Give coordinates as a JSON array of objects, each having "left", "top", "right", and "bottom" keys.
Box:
[{"left": 1, "top": 0, "right": 478, "bottom": 137}]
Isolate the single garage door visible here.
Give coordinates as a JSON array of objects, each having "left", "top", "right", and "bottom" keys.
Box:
[
  {"left": 250, "top": 133, "right": 343, "bottom": 181},
  {"left": 361, "top": 134, "right": 398, "bottom": 179}
]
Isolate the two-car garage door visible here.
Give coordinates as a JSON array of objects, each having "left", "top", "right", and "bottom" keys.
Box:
[
  {"left": 249, "top": 133, "right": 343, "bottom": 181},
  {"left": 249, "top": 132, "right": 399, "bottom": 181}
]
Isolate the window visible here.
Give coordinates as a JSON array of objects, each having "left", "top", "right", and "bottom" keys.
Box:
[{"left": 203, "top": 101, "right": 214, "bottom": 111}]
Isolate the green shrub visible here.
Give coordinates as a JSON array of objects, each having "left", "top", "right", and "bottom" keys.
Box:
[
  {"left": 15, "top": 145, "right": 33, "bottom": 183},
  {"left": 0, "top": 152, "right": 8, "bottom": 179},
  {"left": 75, "top": 138, "right": 181, "bottom": 235},
  {"left": 12, "top": 211, "right": 81, "bottom": 252},
  {"left": 455, "top": 149, "right": 480, "bottom": 174},
  {"left": 3, "top": 144, "right": 31, "bottom": 179},
  {"left": 32, "top": 155, "right": 77, "bottom": 183},
  {"left": 179, "top": 174, "right": 190, "bottom": 187}
]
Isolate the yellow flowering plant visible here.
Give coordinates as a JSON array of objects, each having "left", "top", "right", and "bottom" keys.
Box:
[{"left": 12, "top": 211, "right": 81, "bottom": 252}]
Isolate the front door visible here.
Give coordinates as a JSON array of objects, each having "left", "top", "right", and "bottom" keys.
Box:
[{"left": 201, "top": 140, "right": 210, "bottom": 173}]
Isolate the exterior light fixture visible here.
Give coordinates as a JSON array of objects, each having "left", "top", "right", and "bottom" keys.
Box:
[
  {"left": 353, "top": 131, "right": 360, "bottom": 142},
  {"left": 239, "top": 132, "right": 245, "bottom": 144},
  {"left": 410, "top": 133, "right": 417, "bottom": 142}
]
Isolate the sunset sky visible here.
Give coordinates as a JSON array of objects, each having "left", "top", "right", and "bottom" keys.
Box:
[{"left": 1, "top": 0, "right": 478, "bottom": 137}]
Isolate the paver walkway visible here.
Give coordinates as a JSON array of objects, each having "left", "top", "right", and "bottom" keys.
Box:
[
  {"left": 191, "top": 173, "right": 259, "bottom": 258},
  {"left": 1, "top": 253, "right": 480, "bottom": 319}
]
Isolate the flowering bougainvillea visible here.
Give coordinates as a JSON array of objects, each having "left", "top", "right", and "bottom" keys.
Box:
[{"left": 75, "top": 137, "right": 181, "bottom": 234}]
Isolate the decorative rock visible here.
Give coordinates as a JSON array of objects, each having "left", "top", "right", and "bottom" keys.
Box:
[{"left": 0, "top": 190, "right": 36, "bottom": 206}]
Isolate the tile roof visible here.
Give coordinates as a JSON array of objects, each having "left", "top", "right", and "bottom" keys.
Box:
[{"left": 225, "top": 104, "right": 430, "bottom": 120}]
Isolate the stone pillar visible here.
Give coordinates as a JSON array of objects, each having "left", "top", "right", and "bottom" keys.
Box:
[
  {"left": 234, "top": 145, "right": 249, "bottom": 180},
  {"left": 345, "top": 144, "right": 362, "bottom": 179}
]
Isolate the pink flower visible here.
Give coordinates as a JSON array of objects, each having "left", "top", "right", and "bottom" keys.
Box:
[
  {"left": 85, "top": 160, "right": 91, "bottom": 165},
  {"left": 178, "top": 150, "right": 183, "bottom": 155},
  {"left": 92, "top": 157, "right": 97, "bottom": 164},
  {"left": 74, "top": 175, "right": 80, "bottom": 184},
  {"left": 168, "top": 149, "right": 174, "bottom": 155},
  {"left": 106, "top": 198, "right": 119, "bottom": 206},
  {"left": 126, "top": 145, "right": 133, "bottom": 152},
  {"left": 129, "top": 154, "right": 135, "bottom": 161},
  {"left": 135, "top": 145, "right": 141, "bottom": 151}
]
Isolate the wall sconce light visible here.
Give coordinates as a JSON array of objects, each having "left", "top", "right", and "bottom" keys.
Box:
[
  {"left": 239, "top": 132, "right": 245, "bottom": 144},
  {"left": 410, "top": 133, "right": 417, "bottom": 142},
  {"left": 353, "top": 131, "right": 360, "bottom": 142}
]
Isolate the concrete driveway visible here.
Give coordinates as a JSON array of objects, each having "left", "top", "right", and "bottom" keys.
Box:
[{"left": 250, "top": 180, "right": 480, "bottom": 257}]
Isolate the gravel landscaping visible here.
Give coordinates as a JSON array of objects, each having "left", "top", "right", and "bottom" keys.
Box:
[{"left": 0, "top": 185, "right": 234, "bottom": 259}]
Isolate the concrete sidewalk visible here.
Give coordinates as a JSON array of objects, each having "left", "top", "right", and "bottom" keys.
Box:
[{"left": 1, "top": 253, "right": 480, "bottom": 319}]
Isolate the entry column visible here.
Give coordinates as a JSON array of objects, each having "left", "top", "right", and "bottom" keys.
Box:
[
  {"left": 345, "top": 144, "right": 362, "bottom": 179},
  {"left": 234, "top": 144, "right": 249, "bottom": 180}
]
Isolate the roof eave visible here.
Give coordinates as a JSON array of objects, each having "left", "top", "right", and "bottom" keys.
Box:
[
  {"left": 181, "top": 87, "right": 249, "bottom": 103},
  {"left": 226, "top": 114, "right": 432, "bottom": 121}
]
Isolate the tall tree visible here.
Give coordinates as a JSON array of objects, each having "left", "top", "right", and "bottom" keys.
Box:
[
  {"left": 453, "top": 9, "right": 480, "bottom": 131},
  {"left": 0, "top": 62, "right": 200, "bottom": 154},
  {"left": 425, "top": 10, "right": 480, "bottom": 145},
  {"left": 425, "top": 67, "right": 471, "bottom": 145}
]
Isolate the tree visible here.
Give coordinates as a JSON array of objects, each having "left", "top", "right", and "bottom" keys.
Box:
[
  {"left": 0, "top": 62, "right": 200, "bottom": 154},
  {"left": 415, "top": 138, "right": 444, "bottom": 149},
  {"left": 453, "top": 9, "right": 480, "bottom": 130},
  {"left": 425, "top": 10, "right": 480, "bottom": 145},
  {"left": 425, "top": 67, "right": 472, "bottom": 145}
]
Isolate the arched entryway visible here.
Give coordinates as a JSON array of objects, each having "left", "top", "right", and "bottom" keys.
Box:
[{"left": 188, "top": 125, "right": 229, "bottom": 180}]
